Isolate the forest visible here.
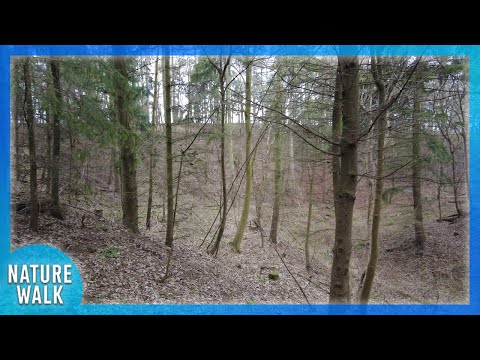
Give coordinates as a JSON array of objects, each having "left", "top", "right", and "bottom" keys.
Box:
[{"left": 10, "top": 54, "right": 469, "bottom": 304}]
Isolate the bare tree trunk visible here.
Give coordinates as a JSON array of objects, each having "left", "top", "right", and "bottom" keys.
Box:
[
  {"left": 360, "top": 56, "right": 387, "bottom": 303},
  {"left": 67, "top": 125, "right": 75, "bottom": 204},
  {"left": 208, "top": 56, "right": 231, "bottom": 255},
  {"left": 269, "top": 67, "right": 284, "bottom": 244},
  {"left": 329, "top": 57, "right": 359, "bottom": 304},
  {"left": 112, "top": 147, "right": 120, "bottom": 195},
  {"left": 226, "top": 63, "right": 235, "bottom": 184},
  {"left": 321, "top": 162, "right": 326, "bottom": 203},
  {"left": 457, "top": 71, "right": 469, "bottom": 199},
  {"left": 49, "top": 59, "right": 64, "bottom": 220},
  {"left": 23, "top": 57, "right": 39, "bottom": 232},
  {"left": 269, "top": 124, "right": 281, "bottom": 244},
  {"left": 412, "top": 67, "right": 426, "bottom": 252},
  {"left": 225, "top": 62, "right": 237, "bottom": 223},
  {"left": 240, "top": 101, "right": 244, "bottom": 123},
  {"left": 331, "top": 64, "right": 342, "bottom": 205},
  {"left": 437, "top": 164, "right": 443, "bottom": 220},
  {"left": 187, "top": 76, "right": 193, "bottom": 122},
  {"left": 113, "top": 57, "right": 139, "bottom": 233},
  {"left": 255, "top": 197, "right": 265, "bottom": 247},
  {"left": 11, "top": 66, "right": 21, "bottom": 181},
  {"left": 164, "top": 55, "right": 175, "bottom": 247},
  {"left": 289, "top": 127, "right": 295, "bottom": 196},
  {"left": 107, "top": 147, "right": 113, "bottom": 187},
  {"left": 233, "top": 59, "right": 253, "bottom": 252},
  {"left": 451, "top": 153, "right": 464, "bottom": 217},
  {"left": 43, "top": 109, "right": 52, "bottom": 193},
  {"left": 305, "top": 162, "right": 315, "bottom": 271},
  {"left": 146, "top": 56, "right": 159, "bottom": 229},
  {"left": 253, "top": 125, "right": 270, "bottom": 248},
  {"left": 365, "top": 90, "right": 374, "bottom": 234}
]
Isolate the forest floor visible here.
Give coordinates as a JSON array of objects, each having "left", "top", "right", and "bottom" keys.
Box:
[{"left": 10, "top": 185, "right": 469, "bottom": 304}]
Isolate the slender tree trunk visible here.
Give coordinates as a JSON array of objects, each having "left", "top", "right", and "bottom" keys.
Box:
[
  {"left": 208, "top": 57, "right": 230, "bottom": 255},
  {"left": 461, "top": 129, "right": 469, "bottom": 200},
  {"left": 146, "top": 56, "right": 159, "bottom": 229},
  {"left": 360, "top": 56, "right": 387, "bottom": 303},
  {"left": 365, "top": 90, "right": 374, "bottom": 234},
  {"left": 160, "top": 164, "right": 166, "bottom": 221},
  {"left": 112, "top": 147, "right": 120, "bottom": 195},
  {"left": 305, "top": 162, "right": 315, "bottom": 271},
  {"left": 107, "top": 148, "right": 113, "bottom": 187},
  {"left": 438, "top": 164, "right": 443, "bottom": 220},
  {"left": 225, "top": 63, "right": 237, "bottom": 223},
  {"left": 67, "top": 126, "right": 74, "bottom": 203},
  {"left": 331, "top": 64, "right": 342, "bottom": 205},
  {"left": 366, "top": 181, "right": 373, "bottom": 231},
  {"left": 170, "top": 58, "right": 178, "bottom": 124},
  {"left": 456, "top": 73, "right": 469, "bottom": 199},
  {"left": 49, "top": 59, "right": 64, "bottom": 220},
  {"left": 113, "top": 57, "right": 139, "bottom": 233},
  {"left": 329, "top": 57, "right": 359, "bottom": 304},
  {"left": 321, "top": 163, "right": 326, "bottom": 203},
  {"left": 12, "top": 67, "right": 21, "bottom": 181},
  {"left": 269, "top": 123, "right": 281, "bottom": 244},
  {"left": 269, "top": 68, "right": 283, "bottom": 244},
  {"left": 254, "top": 192, "right": 265, "bottom": 247},
  {"left": 15, "top": 111, "right": 21, "bottom": 181},
  {"left": 187, "top": 78, "right": 193, "bottom": 122},
  {"left": 226, "top": 63, "right": 235, "bottom": 183},
  {"left": 43, "top": 109, "right": 52, "bottom": 193},
  {"left": 23, "top": 58, "right": 39, "bottom": 232},
  {"left": 412, "top": 68, "right": 426, "bottom": 252},
  {"left": 253, "top": 124, "right": 270, "bottom": 248},
  {"left": 289, "top": 128, "right": 295, "bottom": 196},
  {"left": 451, "top": 152, "right": 464, "bottom": 217},
  {"left": 233, "top": 59, "right": 253, "bottom": 252},
  {"left": 240, "top": 101, "right": 244, "bottom": 123},
  {"left": 164, "top": 56, "right": 175, "bottom": 247}
]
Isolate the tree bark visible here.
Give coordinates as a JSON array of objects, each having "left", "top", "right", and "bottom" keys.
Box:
[
  {"left": 288, "top": 128, "right": 295, "bottom": 197},
  {"left": 450, "top": 151, "right": 464, "bottom": 217},
  {"left": 164, "top": 55, "right": 175, "bottom": 247},
  {"left": 269, "top": 66, "right": 283, "bottom": 244},
  {"left": 329, "top": 57, "right": 359, "bottom": 304},
  {"left": 233, "top": 59, "right": 253, "bottom": 252},
  {"left": 43, "top": 109, "right": 52, "bottom": 193},
  {"left": 23, "top": 57, "right": 39, "bottom": 232},
  {"left": 331, "top": 63, "right": 342, "bottom": 203},
  {"left": 11, "top": 65, "right": 22, "bottom": 181},
  {"left": 208, "top": 56, "right": 230, "bottom": 255},
  {"left": 49, "top": 58, "right": 64, "bottom": 220},
  {"left": 112, "top": 146, "right": 120, "bottom": 195},
  {"left": 437, "top": 164, "right": 443, "bottom": 221},
  {"left": 253, "top": 123, "right": 270, "bottom": 248},
  {"left": 365, "top": 89, "right": 374, "bottom": 234},
  {"left": 113, "top": 57, "right": 139, "bottom": 233},
  {"left": 226, "top": 63, "right": 235, "bottom": 184},
  {"left": 412, "top": 66, "right": 426, "bottom": 252},
  {"left": 360, "top": 56, "right": 387, "bottom": 303},
  {"left": 146, "top": 56, "right": 159, "bottom": 229},
  {"left": 305, "top": 162, "right": 315, "bottom": 271}
]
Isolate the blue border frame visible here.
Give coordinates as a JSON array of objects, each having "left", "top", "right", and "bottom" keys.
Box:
[{"left": 0, "top": 45, "right": 477, "bottom": 315}]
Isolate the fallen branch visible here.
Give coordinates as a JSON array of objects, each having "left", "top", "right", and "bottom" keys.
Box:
[
  {"left": 272, "top": 243, "right": 310, "bottom": 304},
  {"left": 293, "top": 271, "right": 330, "bottom": 295},
  {"left": 62, "top": 203, "right": 111, "bottom": 223},
  {"left": 438, "top": 214, "right": 460, "bottom": 223}
]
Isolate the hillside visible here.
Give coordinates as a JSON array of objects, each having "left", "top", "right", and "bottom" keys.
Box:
[
  {"left": 10, "top": 55, "right": 469, "bottom": 306},
  {"left": 11, "top": 126, "right": 469, "bottom": 304}
]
